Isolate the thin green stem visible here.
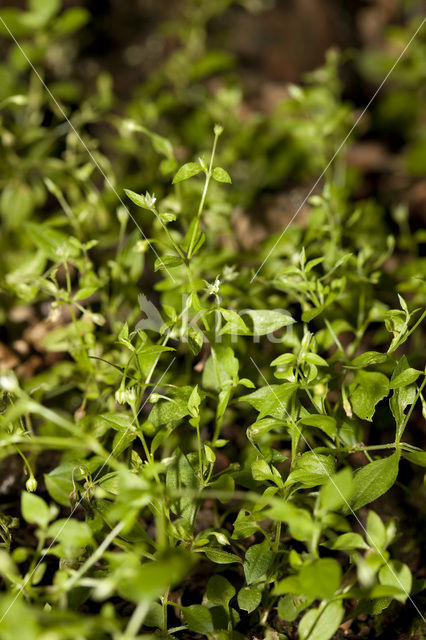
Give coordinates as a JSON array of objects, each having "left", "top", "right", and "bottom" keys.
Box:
[
  {"left": 125, "top": 600, "right": 150, "bottom": 638},
  {"left": 162, "top": 589, "right": 169, "bottom": 634},
  {"left": 196, "top": 421, "right": 203, "bottom": 481},
  {"left": 63, "top": 521, "right": 125, "bottom": 591},
  {"left": 154, "top": 209, "right": 186, "bottom": 260},
  {"left": 396, "top": 373, "right": 426, "bottom": 443},
  {"left": 187, "top": 129, "right": 220, "bottom": 259}
]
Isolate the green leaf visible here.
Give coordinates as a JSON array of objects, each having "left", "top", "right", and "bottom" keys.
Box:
[
  {"left": 154, "top": 254, "right": 184, "bottom": 271},
  {"left": 302, "top": 303, "right": 330, "bottom": 323},
  {"left": 274, "top": 559, "right": 341, "bottom": 600},
  {"left": 239, "top": 383, "right": 298, "bottom": 420},
  {"left": 0, "top": 181, "right": 33, "bottom": 228},
  {"left": 29, "top": 0, "right": 60, "bottom": 20},
  {"left": 203, "top": 548, "right": 242, "bottom": 565},
  {"left": 390, "top": 356, "right": 417, "bottom": 439},
  {"left": 166, "top": 451, "right": 199, "bottom": 524},
  {"left": 150, "top": 387, "right": 200, "bottom": 427},
  {"left": 220, "top": 309, "right": 294, "bottom": 336},
  {"left": 181, "top": 217, "right": 205, "bottom": 255},
  {"left": 53, "top": 7, "right": 90, "bottom": 36},
  {"left": 243, "top": 310, "right": 295, "bottom": 335},
  {"left": 271, "top": 353, "right": 297, "bottom": 367},
  {"left": 324, "top": 532, "right": 368, "bottom": 551},
  {"left": 117, "top": 552, "right": 191, "bottom": 602},
  {"left": 188, "top": 385, "right": 201, "bottom": 418},
  {"left": 212, "top": 166, "right": 232, "bottom": 183},
  {"left": 220, "top": 309, "right": 250, "bottom": 335},
  {"left": 172, "top": 162, "right": 202, "bottom": 183},
  {"left": 244, "top": 540, "right": 274, "bottom": 585},
  {"left": 319, "top": 467, "right": 353, "bottom": 512},
  {"left": 44, "top": 463, "right": 75, "bottom": 507},
  {"left": 206, "top": 575, "right": 235, "bottom": 608},
  {"left": 299, "top": 414, "right": 337, "bottom": 438},
  {"left": 251, "top": 458, "right": 275, "bottom": 482},
  {"left": 183, "top": 604, "right": 214, "bottom": 634},
  {"left": 202, "top": 345, "right": 239, "bottom": 391},
  {"left": 0, "top": 9, "right": 30, "bottom": 37},
  {"left": 238, "top": 586, "right": 262, "bottom": 613},
  {"left": 266, "top": 502, "right": 314, "bottom": 542},
  {"left": 349, "top": 371, "right": 389, "bottom": 421},
  {"left": 74, "top": 286, "right": 99, "bottom": 301},
  {"left": 349, "top": 451, "right": 400, "bottom": 511},
  {"left": 301, "top": 559, "right": 341, "bottom": 599},
  {"left": 402, "top": 449, "right": 426, "bottom": 467},
  {"left": 144, "top": 602, "right": 163, "bottom": 629},
  {"left": 366, "top": 511, "right": 386, "bottom": 549},
  {"left": 299, "top": 600, "right": 344, "bottom": 640},
  {"left": 27, "top": 222, "right": 79, "bottom": 261},
  {"left": 150, "top": 133, "right": 174, "bottom": 159},
  {"left": 379, "top": 561, "right": 412, "bottom": 603},
  {"left": 124, "top": 188, "right": 156, "bottom": 210},
  {"left": 305, "top": 256, "right": 325, "bottom": 273},
  {"left": 346, "top": 351, "right": 387, "bottom": 369},
  {"left": 136, "top": 344, "right": 175, "bottom": 357},
  {"left": 304, "top": 353, "right": 328, "bottom": 367},
  {"left": 286, "top": 452, "right": 335, "bottom": 489},
  {"left": 21, "top": 492, "right": 51, "bottom": 529},
  {"left": 47, "top": 519, "right": 93, "bottom": 555},
  {"left": 278, "top": 594, "right": 311, "bottom": 621},
  {"left": 389, "top": 368, "right": 421, "bottom": 388}
]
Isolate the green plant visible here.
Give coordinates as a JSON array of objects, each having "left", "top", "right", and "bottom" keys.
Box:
[{"left": 0, "top": 2, "right": 425, "bottom": 639}]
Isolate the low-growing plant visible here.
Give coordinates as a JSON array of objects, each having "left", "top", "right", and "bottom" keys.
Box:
[{"left": 0, "top": 2, "right": 425, "bottom": 640}]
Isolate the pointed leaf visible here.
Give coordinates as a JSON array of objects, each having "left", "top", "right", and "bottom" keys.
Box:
[
  {"left": 244, "top": 540, "right": 274, "bottom": 585},
  {"left": 172, "top": 162, "right": 202, "bottom": 183},
  {"left": 212, "top": 166, "right": 232, "bottom": 183},
  {"left": 349, "top": 451, "right": 400, "bottom": 511},
  {"left": 299, "top": 600, "right": 344, "bottom": 640}
]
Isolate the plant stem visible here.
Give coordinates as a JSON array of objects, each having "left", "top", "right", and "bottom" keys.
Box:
[
  {"left": 396, "top": 373, "right": 426, "bottom": 443},
  {"left": 125, "top": 600, "right": 150, "bottom": 638},
  {"left": 162, "top": 589, "right": 169, "bottom": 634},
  {"left": 63, "top": 520, "right": 125, "bottom": 591},
  {"left": 274, "top": 521, "right": 281, "bottom": 552},
  {"left": 187, "top": 129, "right": 220, "bottom": 259}
]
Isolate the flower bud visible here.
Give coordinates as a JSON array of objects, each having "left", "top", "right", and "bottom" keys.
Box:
[
  {"left": 69, "top": 490, "right": 78, "bottom": 509},
  {"left": 135, "top": 239, "right": 149, "bottom": 253},
  {"left": 115, "top": 386, "right": 136, "bottom": 405},
  {"left": 26, "top": 476, "right": 37, "bottom": 492}
]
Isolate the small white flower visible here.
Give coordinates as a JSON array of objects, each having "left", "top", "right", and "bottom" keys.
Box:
[
  {"left": 115, "top": 387, "right": 126, "bottom": 404},
  {"left": 55, "top": 245, "right": 70, "bottom": 261},
  {"left": 222, "top": 265, "right": 238, "bottom": 281},
  {"left": 48, "top": 307, "right": 61, "bottom": 323},
  {"left": 144, "top": 192, "right": 156, "bottom": 208},
  {"left": 126, "top": 387, "right": 137, "bottom": 404},
  {"left": 115, "top": 386, "right": 136, "bottom": 405},
  {"left": 205, "top": 277, "right": 221, "bottom": 296}
]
